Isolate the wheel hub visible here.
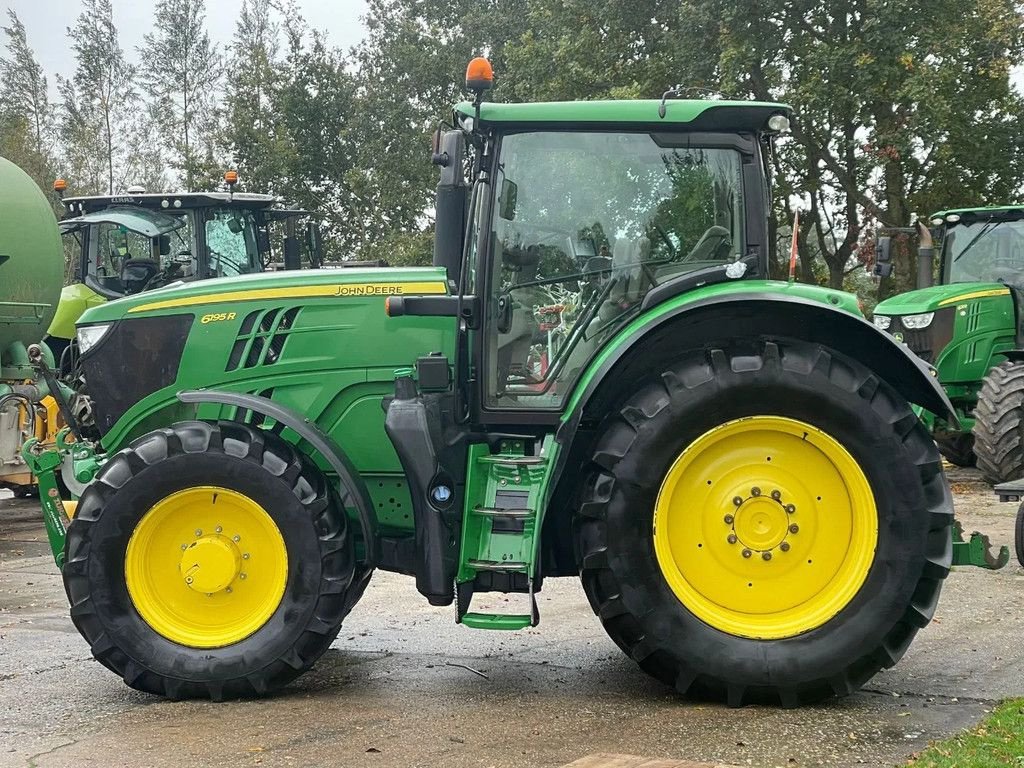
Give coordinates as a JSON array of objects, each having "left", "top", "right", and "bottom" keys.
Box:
[
  {"left": 730, "top": 489, "right": 796, "bottom": 554},
  {"left": 180, "top": 535, "right": 242, "bottom": 594}
]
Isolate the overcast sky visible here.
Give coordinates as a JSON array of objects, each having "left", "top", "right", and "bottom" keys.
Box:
[{"left": 6, "top": 0, "right": 369, "bottom": 85}]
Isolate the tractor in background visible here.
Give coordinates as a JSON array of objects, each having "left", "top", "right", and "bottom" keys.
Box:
[
  {"left": 48, "top": 176, "right": 325, "bottom": 374},
  {"left": 28, "top": 60, "right": 958, "bottom": 707},
  {"left": 873, "top": 206, "right": 1024, "bottom": 482}
]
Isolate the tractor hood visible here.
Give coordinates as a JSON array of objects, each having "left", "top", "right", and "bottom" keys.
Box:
[
  {"left": 76, "top": 266, "right": 451, "bottom": 326},
  {"left": 874, "top": 282, "right": 1010, "bottom": 315}
]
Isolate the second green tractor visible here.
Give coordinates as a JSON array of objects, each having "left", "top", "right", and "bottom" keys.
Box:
[{"left": 873, "top": 206, "right": 1024, "bottom": 482}]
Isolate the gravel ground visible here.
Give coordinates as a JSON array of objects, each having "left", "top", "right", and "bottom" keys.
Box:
[{"left": 1, "top": 467, "right": 1022, "bottom": 768}]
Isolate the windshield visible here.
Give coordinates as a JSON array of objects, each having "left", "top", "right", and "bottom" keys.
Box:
[
  {"left": 485, "top": 130, "right": 747, "bottom": 408},
  {"left": 80, "top": 211, "right": 196, "bottom": 297},
  {"left": 205, "top": 208, "right": 260, "bottom": 276},
  {"left": 946, "top": 218, "right": 1024, "bottom": 285}
]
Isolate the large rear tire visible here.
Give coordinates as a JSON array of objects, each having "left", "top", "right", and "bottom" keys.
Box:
[
  {"left": 973, "top": 361, "right": 1024, "bottom": 484},
  {"left": 64, "top": 420, "right": 362, "bottom": 699},
  {"left": 575, "top": 339, "right": 952, "bottom": 706}
]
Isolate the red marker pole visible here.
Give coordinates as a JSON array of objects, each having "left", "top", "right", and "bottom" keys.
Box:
[{"left": 788, "top": 209, "right": 800, "bottom": 283}]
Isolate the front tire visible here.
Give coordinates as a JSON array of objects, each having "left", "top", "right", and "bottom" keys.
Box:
[
  {"left": 973, "top": 361, "right": 1024, "bottom": 484},
  {"left": 576, "top": 339, "right": 952, "bottom": 706},
  {"left": 64, "top": 421, "right": 360, "bottom": 699}
]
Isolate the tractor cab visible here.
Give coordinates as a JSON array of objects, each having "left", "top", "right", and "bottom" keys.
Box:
[
  {"left": 58, "top": 191, "right": 321, "bottom": 298},
  {"left": 47, "top": 184, "right": 324, "bottom": 362}
]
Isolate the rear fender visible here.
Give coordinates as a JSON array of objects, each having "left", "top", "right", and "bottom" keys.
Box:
[{"left": 562, "top": 292, "right": 956, "bottom": 431}]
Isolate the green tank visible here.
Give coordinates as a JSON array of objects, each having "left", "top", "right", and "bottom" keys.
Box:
[
  {"left": 1, "top": 155, "right": 63, "bottom": 495},
  {"left": 0, "top": 156, "right": 63, "bottom": 362}
]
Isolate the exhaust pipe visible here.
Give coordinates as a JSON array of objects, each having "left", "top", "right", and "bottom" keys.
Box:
[{"left": 917, "top": 221, "right": 934, "bottom": 289}]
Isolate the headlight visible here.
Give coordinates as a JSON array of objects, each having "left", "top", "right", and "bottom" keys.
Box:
[
  {"left": 901, "top": 312, "right": 934, "bottom": 330},
  {"left": 77, "top": 323, "right": 112, "bottom": 354},
  {"left": 873, "top": 315, "right": 891, "bottom": 330}
]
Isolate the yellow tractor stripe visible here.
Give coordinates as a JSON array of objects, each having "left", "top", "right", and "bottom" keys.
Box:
[
  {"left": 937, "top": 288, "right": 1010, "bottom": 306},
  {"left": 128, "top": 281, "right": 448, "bottom": 313}
]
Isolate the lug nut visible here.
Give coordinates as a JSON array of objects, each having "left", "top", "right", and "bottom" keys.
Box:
[
  {"left": 742, "top": 548, "right": 752, "bottom": 558},
  {"left": 733, "top": 496, "right": 743, "bottom": 507},
  {"left": 180, "top": 544, "right": 187, "bottom": 551},
  {"left": 215, "top": 525, "right": 223, "bottom": 533},
  {"left": 789, "top": 523, "right": 799, "bottom": 534},
  {"left": 785, "top": 504, "right": 796, "bottom": 514},
  {"left": 727, "top": 534, "right": 738, "bottom": 544},
  {"left": 233, "top": 535, "right": 241, "bottom": 542},
  {"left": 195, "top": 529, "right": 202, "bottom": 537},
  {"left": 771, "top": 490, "right": 781, "bottom": 501},
  {"left": 762, "top": 552, "right": 772, "bottom": 561},
  {"left": 239, "top": 573, "right": 247, "bottom": 580},
  {"left": 242, "top": 553, "right": 250, "bottom": 560},
  {"left": 724, "top": 514, "right": 734, "bottom": 524},
  {"left": 185, "top": 576, "right": 193, "bottom": 584},
  {"left": 226, "top": 587, "right": 233, "bottom": 593},
  {"left": 751, "top": 487, "right": 761, "bottom": 497},
  {"left": 780, "top": 542, "right": 790, "bottom": 552}
]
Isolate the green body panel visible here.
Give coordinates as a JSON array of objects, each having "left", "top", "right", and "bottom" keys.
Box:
[
  {"left": 47, "top": 283, "right": 107, "bottom": 341},
  {"left": 563, "top": 279, "right": 861, "bottom": 418},
  {"left": 876, "top": 282, "right": 1017, "bottom": 438},
  {"left": 0, "top": 156, "right": 64, "bottom": 357},
  {"left": 456, "top": 99, "right": 788, "bottom": 125},
  {"left": 89, "top": 267, "right": 455, "bottom": 534}
]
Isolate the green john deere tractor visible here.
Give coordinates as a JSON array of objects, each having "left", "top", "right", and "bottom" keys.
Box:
[
  {"left": 872, "top": 206, "right": 1024, "bottom": 482},
  {"left": 28, "top": 62, "right": 958, "bottom": 706}
]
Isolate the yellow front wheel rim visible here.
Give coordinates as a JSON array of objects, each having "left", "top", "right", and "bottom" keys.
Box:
[
  {"left": 125, "top": 486, "right": 288, "bottom": 648},
  {"left": 653, "top": 416, "right": 878, "bottom": 640}
]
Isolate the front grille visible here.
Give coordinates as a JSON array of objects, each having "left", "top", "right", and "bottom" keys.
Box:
[
  {"left": 888, "top": 307, "right": 955, "bottom": 364},
  {"left": 81, "top": 314, "right": 192, "bottom": 434}
]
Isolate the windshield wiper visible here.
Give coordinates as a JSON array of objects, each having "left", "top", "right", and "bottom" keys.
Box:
[{"left": 953, "top": 218, "right": 999, "bottom": 263}]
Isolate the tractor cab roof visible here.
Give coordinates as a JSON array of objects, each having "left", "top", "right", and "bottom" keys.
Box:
[
  {"left": 454, "top": 99, "right": 791, "bottom": 133},
  {"left": 932, "top": 205, "right": 1024, "bottom": 223},
  {"left": 60, "top": 192, "right": 309, "bottom": 219}
]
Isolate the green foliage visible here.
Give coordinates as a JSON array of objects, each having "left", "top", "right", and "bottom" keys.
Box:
[
  {"left": 908, "top": 698, "right": 1024, "bottom": 767},
  {"left": 140, "top": 0, "right": 222, "bottom": 189}
]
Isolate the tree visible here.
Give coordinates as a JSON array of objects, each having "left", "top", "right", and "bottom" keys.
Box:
[
  {"left": 0, "top": 9, "right": 52, "bottom": 179},
  {"left": 221, "top": 0, "right": 285, "bottom": 193},
  {"left": 689, "top": 0, "right": 1024, "bottom": 291},
  {"left": 58, "top": 0, "right": 138, "bottom": 194},
  {"left": 140, "top": 0, "right": 221, "bottom": 188}
]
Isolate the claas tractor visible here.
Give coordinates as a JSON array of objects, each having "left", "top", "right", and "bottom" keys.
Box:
[
  {"left": 28, "top": 60, "right": 958, "bottom": 707},
  {"left": 47, "top": 176, "right": 325, "bottom": 373},
  {"left": 873, "top": 206, "right": 1024, "bottom": 482}
]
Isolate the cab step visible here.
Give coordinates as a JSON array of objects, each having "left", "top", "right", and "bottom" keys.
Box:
[
  {"left": 460, "top": 612, "right": 534, "bottom": 630},
  {"left": 456, "top": 436, "right": 556, "bottom": 630}
]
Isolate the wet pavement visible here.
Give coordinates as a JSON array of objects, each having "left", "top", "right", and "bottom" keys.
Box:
[{"left": 1, "top": 467, "right": 1023, "bottom": 768}]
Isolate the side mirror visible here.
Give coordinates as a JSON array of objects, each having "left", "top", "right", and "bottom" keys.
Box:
[
  {"left": 305, "top": 222, "right": 323, "bottom": 267},
  {"left": 158, "top": 234, "right": 171, "bottom": 256},
  {"left": 499, "top": 179, "right": 518, "bottom": 221},
  {"left": 257, "top": 227, "right": 271, "bottom": 255},
  {"left": 874, "top": 236, "right": 893, "bottom": 278}
]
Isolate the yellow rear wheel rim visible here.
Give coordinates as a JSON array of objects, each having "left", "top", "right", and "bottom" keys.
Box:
[
  {"left": 125, "top": 486, "right": 288, "bottom": 648},
  {"left": 653, "top": 416, "right": 877, "bottom": 640}
]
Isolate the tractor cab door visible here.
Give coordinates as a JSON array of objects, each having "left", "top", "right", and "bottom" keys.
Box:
[{"left": 473, "top": 129, "right": 756, "bottom": 420}]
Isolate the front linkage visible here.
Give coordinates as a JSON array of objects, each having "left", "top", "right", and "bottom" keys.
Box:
[{"left": 21, "top": 428, "right": 102, "bottom": 569}]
